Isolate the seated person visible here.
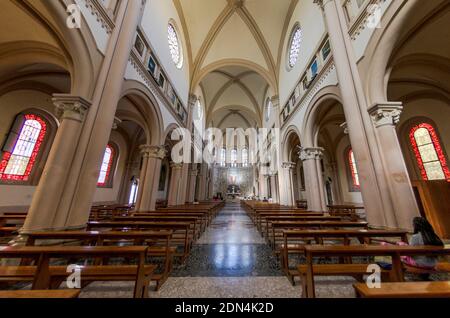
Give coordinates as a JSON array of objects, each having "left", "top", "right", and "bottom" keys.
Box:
[{"left": 404, "top": 217, "right": 444, "bottom": 269}]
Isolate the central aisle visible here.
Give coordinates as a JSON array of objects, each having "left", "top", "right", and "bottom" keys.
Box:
[
  {"left": 81, "top": 203, "right": 355, "bottom": 297},
  {"left": 152, "top": 202, "right": 302, "bottom": 297}
]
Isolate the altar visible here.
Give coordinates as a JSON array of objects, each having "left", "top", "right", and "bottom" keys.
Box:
[{"left": 226, "top": 184, "right": 241, "bottom": 200}]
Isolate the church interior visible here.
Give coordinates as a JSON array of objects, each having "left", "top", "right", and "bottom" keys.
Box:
[{"left": 0, "top": 0, "right": 449, "bottom": 300}]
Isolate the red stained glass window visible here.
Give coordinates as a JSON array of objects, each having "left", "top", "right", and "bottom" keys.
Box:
[
  {"left": 97, "top": 144, "right": 114, "bottom": 186},
  {"left": 409, "top": 123, "right": 450, "bottom": 182},
  {"left": 348, "top": 149, "right": 360, "bottom": 189},
  {"left": 0, "top": 114, "right": 47, "bottom": 182}
]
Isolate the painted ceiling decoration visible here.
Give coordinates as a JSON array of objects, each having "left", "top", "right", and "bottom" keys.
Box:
[{"left": 174, "top": 0, "right": 298, "bottom": 129}]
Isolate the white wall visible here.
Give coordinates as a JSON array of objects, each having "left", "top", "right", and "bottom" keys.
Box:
[
  {"left": 278, "top": 0, "right": 326, "bottom": 107},
  {"left": 141, "top": 1, "right": 190, "bottom": 106}
]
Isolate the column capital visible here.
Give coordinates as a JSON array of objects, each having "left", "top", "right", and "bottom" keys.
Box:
[
  {"left": 53, "top": 94, "right": 91, "bottom": 122},
  {"left": 112, "top": 116, "right": 122, "bottom": 130},
  {"left": 340, "top": 122, "right": 349, "bottom": 135},
  {"left": 282, "top": 162, "right": 296, "bottom": 170},
  {"left": 299, "top": 147, "right": 324, "bottom": 161},
  {"left": 368, "top": 102, "right": 403, "bottom": 128},
  {"left": 188, "top": 94, "right": 198, "bottom": 108},
  {"left": 270, "top": 95, "right": 280, "bottom": 108},
  {"left": 170, "top": 162, "right": 183, "bottom": 170},
  {"left": 140, "top": 145, "right": 167, "bottom": 159},
  {"left": 313, "top": 0, "right": 332, "bottom": 10}
]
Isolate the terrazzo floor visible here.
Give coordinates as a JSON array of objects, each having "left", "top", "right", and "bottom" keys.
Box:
[{"left": 79, "top": 202, "right": 357, "bottom": 298}]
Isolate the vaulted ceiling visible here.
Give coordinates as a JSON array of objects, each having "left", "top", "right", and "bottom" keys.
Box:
[{"left": 174, "top": 0, "right": 298, "bottom": 128}]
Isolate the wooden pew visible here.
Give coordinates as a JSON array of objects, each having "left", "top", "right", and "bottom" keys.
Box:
[
  {"left": 280, "top": 229, "right": 409, "bottom": 284},
  {"left": 113, "top": 216, "right": 204, "bottom": 239},
  {"left": 0, "top": 215, "right": 27, "bottom": 227},
  {"left": 262, "top": 216, "right": 342, "bottom": 240},
  {"left": 327, "top": 205, "right": 365, "bottom": 221},
  {"left": 25, "top": 230, "right": 174, "bottom": 290},
  {"left": 301, "top": 245, "right": 450, "bottom": 298},
  {"left": 269, "top": 221, "right": 369, "bottom": 248},
  {"left": 132, "top": 212, "right": 209, "bottom": 229},
  {"left": 0, "top": 290, "right": 81, "bottom": 298},
  {"left": 0, "top": 246, "right": 155, "bottom": 298},
  {"left": 87, "top": 221, "right": 193, "bottom": 262},
  {"left": 353, "top": 281, "right": 450, "bottom": 298},
  {"left": 255, "top": 212, "right": 325, "bottom": 231}
]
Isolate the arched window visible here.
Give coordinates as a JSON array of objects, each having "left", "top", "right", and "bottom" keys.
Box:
[
  {"left": 242, "top": 148, "right": 249, "bottom": 167},
  {"left": 409, "top": 123, "right": 450, "bottom": 181},
  {"left": 231, "top": 149, "right": 237, "bottom": 167},
  {"left": 348, "top": 149, "right": 360, "bottom": 189},
  {"left": 265, "top": 99, "right": 272, "bottom": 122},
  {"left": 128, "top": 177, "right": 139, "bottom": 205},
  {"left": 97, "top": 144, "right": 115, "bottom": 187},
  {"left": 220, "top": 148, "right": 226, "bottom": 167},
  {"left": 288, "top": 24, "right": 303, "bottom": 69},
  {"left": 0, "top": 114, "right": 47, "bottom": 182},
  {"left": 168, "top": 23, "right": 183, "bottom": 69}
]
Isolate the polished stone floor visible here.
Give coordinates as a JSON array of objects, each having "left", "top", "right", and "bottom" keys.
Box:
[{"left": 79, "top": 202, "right": 357, "bottom": 298}]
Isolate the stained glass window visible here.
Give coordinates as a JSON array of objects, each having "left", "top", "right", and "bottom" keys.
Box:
[
  {"left": 168, "top": 23, "right": 183, "bottom": 69},
  {"left": 348, "top": 149, "right": 360, "bottom": 189},
  {"left": 409, "top": 123, "right": 450, "bottom": 181},
  {"left": 0, "top": 114, "right": 47, "bottom": 181},
  {"left": 288, "top": 25, "right": 303, "bottom": 68},
  {"left": 97, "top": 145, "right": 114, "bottom": 186}
]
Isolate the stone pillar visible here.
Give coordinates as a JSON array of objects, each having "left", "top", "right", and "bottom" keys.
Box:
[
  {"left": 21, "top": 95, "right": 91, "bottom": 234},
  {"left": 197, "top": 163, "right": 208, "bottom": 201},
  {"left": 314, "top": 0, "right": 396, "bottom": 227},
  {"left": 300, "top": 147, "right": 327, "bottom": 212},
  {"left": 58, "top": 0, "right": 146, "bottom": 227},
  {"left": 369, "top": 102, "right": 419, "bottom": 229},
  {"left": 167, "top": 163, "right": 183, "bottom": 206},
  {"left": 135, "top": 145, "right": 166, "bottom": 212},
  {"left": 207, "top": 169, "right": 214, "bottom": 199},
  {"left": 281, "top": 162, "right": 296, "bottom": 207},
  {"left": 187, "top": 168, "right": 198, "bottom": 203},
  {"left": 270, "top": 173, "right": 279, "bottom": 203},
  {"left": 330, "top": 161, "right": 343, "bottom": 204}
]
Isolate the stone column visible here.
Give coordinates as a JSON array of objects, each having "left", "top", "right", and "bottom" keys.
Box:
[
  {"left": 270, "top": 173, "right": 279, "bottom": 203},
  {"left": 136, "top": 145, "right": 166, "bottom": 212},
  {"left": 314, "top": 0, "right": 396, "bottom": 227},
  {"left": 197, "top": 163, "right": 208, "bottom": 201},
  {"left": 167, "top": 163, "right": 183, "bottom": 206},
  {"left": 330, "top": 161, "right": 343, "bottom": 204},
  {"left": 300, "top": 147, "right": 327, "bottom": 212},
  {"left": 187, "top": 168, "right": 198, "bottom": 203},
  {"left": 58, "top": 0, "right": 146, "bottom": 227},
  {"left": 369, "top": 102, "right": 419, "bottom": 228},
  {"left": 281, "top": 162, "right": 296, "bottom": 207},
  {"left": 21, "top": 95, "right": 91, "bottom": 234}
]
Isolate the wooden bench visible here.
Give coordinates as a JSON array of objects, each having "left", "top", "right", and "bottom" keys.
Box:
[
  {"left": 270, "top": 221, "right": 369, "bottom": 248},
  {"left": 0, "top": 245, "right": 155, "bottom": 298},
  {"left": 0, "top": 289, "right": 81, "bottom": 298},
  {"left": 25, "top": 230, "right": 174, "bottom": 290},
  {"left": 353, "top": 281, "right": 450, "bottom": 298},
  {"left": 281, "top": 229, "right": 408, "bottom": 284},
  {"left": 301, "top": 245, "right": 450, "bottom": 298},
  {"left": 0, "top": 215, "right": 27, "bottom": 227},
  {"left": 87, "top": 221, "right": 193, "bottom": 262}
]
